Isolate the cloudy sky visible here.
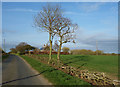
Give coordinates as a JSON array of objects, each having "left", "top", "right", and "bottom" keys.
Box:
[{"left": 2, "top": 2, "right": 118, "bottom": 53}]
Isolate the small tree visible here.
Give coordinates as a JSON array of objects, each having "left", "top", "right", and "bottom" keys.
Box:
[
  {"left": 62, "top": 47, "right": 70, "bottom": 53},
  {"left": 34, "top": 4, "right": 62, "bottom": 64},
  {"left": 44, "top": 44, "right": 50, "bottom": 51},
  {"left": 10, "top": 48, "right": 17, "bottom": 53},
  {"left": 95, "top": 50, "right": 103, "bottom": 55},
  {"left": 16, "top": 42, "right": 28, "bottom": 54},
  {"left": 33, "top": 48, "right": 40, "bottom": 54}
]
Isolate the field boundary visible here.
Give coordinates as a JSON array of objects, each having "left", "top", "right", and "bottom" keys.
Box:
[{"left": 26, "top": 54, "right": 120, "bottom": 86}]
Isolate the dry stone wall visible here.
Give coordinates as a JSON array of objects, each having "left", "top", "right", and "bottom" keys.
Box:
[{"left": 25, "top": 54, "right": 119, "bottom": 86}]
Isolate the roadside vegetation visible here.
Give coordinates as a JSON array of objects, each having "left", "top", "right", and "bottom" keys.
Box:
[
  {"left": 0, "top": 48, "right": 9, "bottom": 61},
  {"left": 70, "top": 49, "right": 118, "bottom": 55},
  {"left": 2, "top": 54, "right": 9, "bottom": 61},
  {"left": 20, "top": 55, "right": 91, "bottom": 85}
]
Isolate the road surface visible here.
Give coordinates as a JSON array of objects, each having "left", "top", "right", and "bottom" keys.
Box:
[{"left": 2, "top": 54, "right": 52, "bottom": 85}]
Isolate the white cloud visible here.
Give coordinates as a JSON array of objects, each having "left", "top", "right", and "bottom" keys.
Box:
[
  {"left": 5, "top": 8, "right": 39, "bottom": 13},
  {"left": 78, "top": 2, "right": 105, "bottom": 12}
]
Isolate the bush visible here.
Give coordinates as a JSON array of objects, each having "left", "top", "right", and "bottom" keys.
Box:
[
  {"left": 17, "top": 51, "right": 24, "bottom": 55},
  {"left": 62, "top": 47, "right": 70, "bottom": 53},
  {"left": 70, "top": 49, "right": 103, "bottom": 55}
]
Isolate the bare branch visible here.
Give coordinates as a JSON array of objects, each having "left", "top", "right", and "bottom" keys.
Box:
[{"left": 34, "top": 4, "right": 62, "bottom": 34}]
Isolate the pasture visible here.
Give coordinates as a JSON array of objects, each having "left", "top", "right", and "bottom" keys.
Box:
[{"left": 36, "top": 54, "right": 118, "bottom": 79}]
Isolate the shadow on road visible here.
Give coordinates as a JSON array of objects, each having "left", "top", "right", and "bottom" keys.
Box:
[
  {"left": 1, "top": 68, "right": 58, "bottom": 85},
  {"left": 1, "top": 70, "right": 48, "bottom": 85}
]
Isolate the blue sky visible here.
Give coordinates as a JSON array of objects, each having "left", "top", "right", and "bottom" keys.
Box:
[{"left": 2, "top": 2, "right": 118, "bottom": 53}]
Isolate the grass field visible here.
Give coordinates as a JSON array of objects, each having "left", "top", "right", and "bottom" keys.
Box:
[
  {"left": 20, "top": 55, "right": 91, "bottom": 85},
  {"left": 36, "top": 54, "right": 118, "bottom": 79}
]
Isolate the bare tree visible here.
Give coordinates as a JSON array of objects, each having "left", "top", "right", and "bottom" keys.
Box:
[
  {"left": 54, "top": 17, "right": 78, "bottom": 62},
  {"left": 34, "top": 4, "right": 62, "bottom": 64}
]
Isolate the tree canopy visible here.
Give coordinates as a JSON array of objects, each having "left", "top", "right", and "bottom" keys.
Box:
[{"left": 10, "top": 42, "right": 35, "bottom": 54}]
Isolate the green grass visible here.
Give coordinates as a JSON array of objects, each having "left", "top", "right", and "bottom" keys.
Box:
[
  {"left": 20, "top": 55, "right": 91, "bottom": 85},
  {"left": 2, "top": 54, "right": 9, "bottom": 61},
  {"left": 36, "top": 54, "right": 118, "bottom": 79}
]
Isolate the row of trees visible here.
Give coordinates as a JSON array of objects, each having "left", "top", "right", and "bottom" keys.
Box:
[
  {"left": 70, "top": 49, "right": 103, "bottom": 55},
  {"left": 62, "top": 47, "right": 118, "bottom": 55},
  {"left": 9, "top": 42, "right": 118, "bottom": 56},
  {"left": 60, "top": 47, "right": 118, "bottom": 55},
  {"left": 10, "top": 42, "right": 36, "bottom": 54},
  {"left": 34, "top": 4, "right": 78, "bottom": 63}
]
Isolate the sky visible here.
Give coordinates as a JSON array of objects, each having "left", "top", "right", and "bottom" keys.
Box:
[{"left": 2, "top": 2, "right": 118, "bottom": 53}]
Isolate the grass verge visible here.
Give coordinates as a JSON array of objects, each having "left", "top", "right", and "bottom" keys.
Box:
[
  {"left": 2, "top": 54, "right": 9, "bottom": 61},
  {"left": 20, "top": 55, "right": 91, "bottom": 85}
]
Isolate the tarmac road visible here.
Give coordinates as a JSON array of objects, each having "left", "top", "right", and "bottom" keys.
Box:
[{"left": 2, "top": 54, "right": 52, "bottom": 85}]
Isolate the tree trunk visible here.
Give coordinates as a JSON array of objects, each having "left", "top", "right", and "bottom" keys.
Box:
[
  {"left": 57, "top": 37, "right": 62, "bottom": 63},
  {"left": 48, "top": 32, "right": 52, "bottom": 64}
]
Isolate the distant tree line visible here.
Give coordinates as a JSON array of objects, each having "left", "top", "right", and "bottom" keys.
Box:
[
  {"left": 70, "top": 49, "right": 103, "bottom": 55},
  {"left": 70, "top": 49, "right": 118, "bottom": 55},
  {"left": 9, "top": 42, "right": 70, "bottom": 55},
  {"left": 10, "top": 42, "right": 36, "bottom": 55},
  {"left": 9, "top": 43, "right": 118, "bottom": 56},
  {"left": 60, "top": 47, "right": 118, "bottom": 55}
]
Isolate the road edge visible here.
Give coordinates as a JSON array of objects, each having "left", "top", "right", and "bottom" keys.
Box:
[{"left": 17, "top": 55, "right": 53, "bottom": 85}]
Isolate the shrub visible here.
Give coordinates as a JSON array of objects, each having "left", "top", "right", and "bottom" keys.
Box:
[
  {"left": 70, "top": 49, "right": 103, "bottom": 55},
  {"left": 62, "top": 47, "right": 70, "bottom": 53}
]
